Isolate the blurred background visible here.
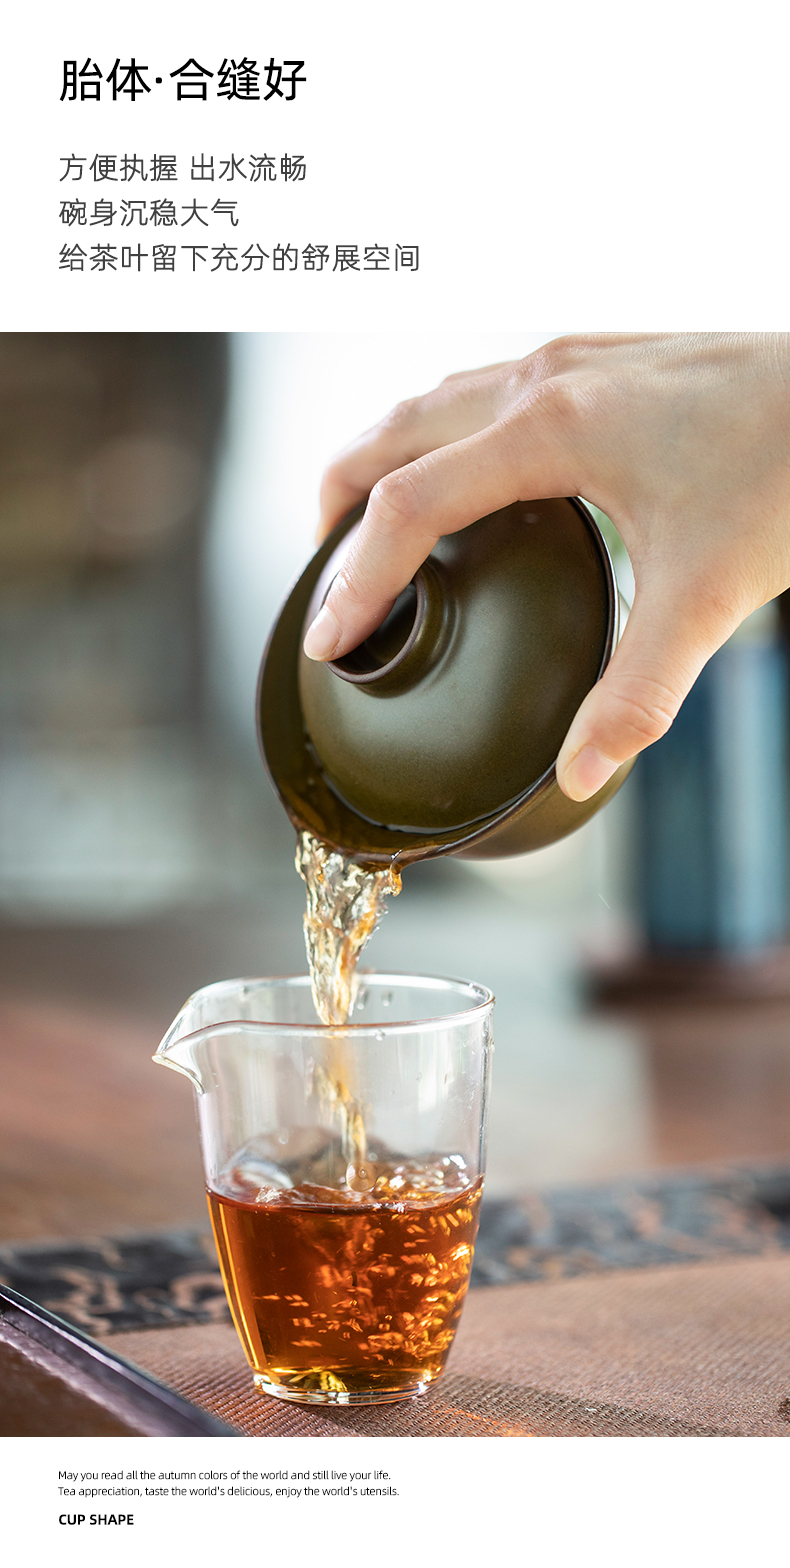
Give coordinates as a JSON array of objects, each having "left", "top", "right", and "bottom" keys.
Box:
[{"left": 2, "top": 331, "right": 790, "bottom": 1246}]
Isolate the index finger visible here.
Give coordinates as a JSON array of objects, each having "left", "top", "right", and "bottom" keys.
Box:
[
  {"left": 317, "top": 362, "right": 520, "bottom": 541},
  {"left": 304, "top": 402, "right": 573, "bottom": 662}
]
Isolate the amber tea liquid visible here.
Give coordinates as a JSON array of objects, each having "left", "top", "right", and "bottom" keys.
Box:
[{"left": 208, "top": 1161, "right": 483, "bottom": 1402}]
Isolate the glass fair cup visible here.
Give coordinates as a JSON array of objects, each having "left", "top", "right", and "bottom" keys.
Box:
[{"left": 154, "top": 973, "right": 494, "bottom": 1406}]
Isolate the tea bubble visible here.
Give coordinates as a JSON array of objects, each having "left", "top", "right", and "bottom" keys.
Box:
[{"left": 346, "top": 1162, "right": 376, "bottom": 1192}]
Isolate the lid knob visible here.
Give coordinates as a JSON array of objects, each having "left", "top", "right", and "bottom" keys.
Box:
[{"left": 326, "top": 562, "right": 449, "bottom": 693}]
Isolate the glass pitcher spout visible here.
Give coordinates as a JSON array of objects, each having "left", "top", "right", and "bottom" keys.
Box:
[
  {"left": 152, "top": 976, "right": 299, "bottom": 1094},
  {"left": 154, "top": 1015, "right": 285, "bottom": 1092},
  {"left": 153, "top": 1030, "right": 209, "bottom": 1093}
]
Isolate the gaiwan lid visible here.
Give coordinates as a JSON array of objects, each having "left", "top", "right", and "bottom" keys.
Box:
[{"left": 258, "top": 497, "right": 618, "bottom": 864}]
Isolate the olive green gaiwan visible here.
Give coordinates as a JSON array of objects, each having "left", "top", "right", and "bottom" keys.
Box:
[{"left": 257, "top": 497, "right": 633, "bottom": 867}]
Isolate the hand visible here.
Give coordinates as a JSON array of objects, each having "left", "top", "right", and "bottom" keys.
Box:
[{"left": 303, "top": 333, "right": 790, "bottom": 801}]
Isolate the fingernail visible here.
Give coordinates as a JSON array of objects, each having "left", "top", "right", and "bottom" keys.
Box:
[
  {"left": 303, "top": 605, "right": 341, "bottom": 661},
  {"left": 561, "top": 745, "right": 618, "bottom": 802}
]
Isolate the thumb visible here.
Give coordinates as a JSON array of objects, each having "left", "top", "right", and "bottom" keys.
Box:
[{"left": 555, "top": 577, "right": 732, "bottom": 801}]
